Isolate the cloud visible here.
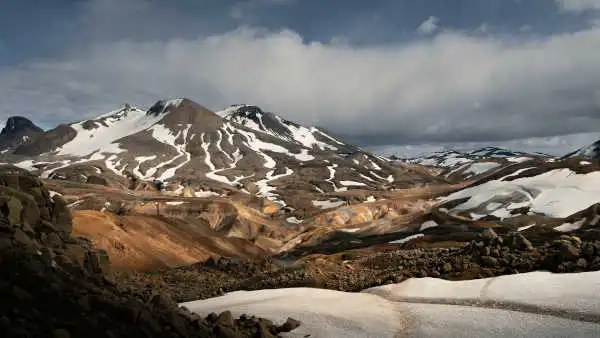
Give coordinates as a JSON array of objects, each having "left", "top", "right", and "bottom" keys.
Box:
[
  {"left": 2, "top": 15, "right": 600, "bottom": 151},
  {"left": 475, "top": 23, "right": 491, "bottom": 34},
  {"left": 417, "top": 16, "right": 440, "bottom": 34},
  {"left": 556, "top": 0, "right": 600, "bottom": 12}
]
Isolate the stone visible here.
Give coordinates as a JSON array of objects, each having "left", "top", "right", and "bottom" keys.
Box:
[
  {"left": 12, "top": 285, "right": 33, "bottom": 301},
  {"left": 216, "top": 311, "right": 234, "bottom": 327},
  {"left": 53, "top": 329, "right": 71, "bottom": 338},
  {"left": 278, "top": 317, "right": 302, "bottom": 332},
  {"left": 13, "top": 228, "right": 36, "bottom": 248},
  {"left": 481, "top": 228, "right": 498, "bottom": 242},
  {"left": 576, "top": 258, "right": 588, "bottom": 269},
  {"left": 559, "top": 242, "right": 580, "bottom": 261},
  {"left": 481, "top": 256, "right": 498, "bottom": 267},
  {"left": 442, "top": 262, "right": 453, "bottom": 273}
]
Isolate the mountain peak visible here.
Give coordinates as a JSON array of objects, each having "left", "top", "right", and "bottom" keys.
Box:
[
  {"left": 146, "top": 98, "right": 186, "bottom": 117},
  {"left": 1, "top": 116, "right": 43, "bottom": 136}
]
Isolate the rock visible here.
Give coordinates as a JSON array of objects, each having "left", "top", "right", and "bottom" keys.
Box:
[
  {"left": 4, "top": 196, "right": 23, "bottom": 226},
  {"left": 213, "top": 325, "right": 238, "bottom": 338},
  {"left": 51, "top": 196, "right": 72, "bottom": 238},
  {"left": 559, "top": 242, "right": 580, "bottom": 261},
  {"left": 508, "top": 233, "right": 534, "bottom": 251},
  {"left": 441, "top": 262, "right": 453, "bottom": 273},
  {"left": 0, "top": 236, "right": 11, "bottom": 252},
  {"left": 481, "top": 256, "right": 498, "bottom": 267},
  {"left": 216, "top": 310, "right": 235, "bottom": 327},
  {"left": 12, "top": 285, "right": 33, "bottom": 301},
  {"left": 490, "top": 248, "right": 500, "bottom": 257},
  {"left": 481, "top": 228, "right": 498, "bottom": 242},
  {"left": 582, "top": 243, "right": 595, "bottom": 258},
  {"left": 148, "top": 293, "right": 177, "bottom": 309},
  {"left": 13, "top": 228, "right": 37, "bottom": 248},
  {"left": 53, "top": 329, "right": 71, "bottom": 338},
  {"left": 83, "top": 249, "right": 110, "bottom": 275},
  {"left": 86, "top": 175, "right": 109, "bottom": 186},
  {"left": 278, "top": 317, "right": 302, "bottom": 332},
  {"left": 576, "top": 258, "right": 588, "bottom": 269}
]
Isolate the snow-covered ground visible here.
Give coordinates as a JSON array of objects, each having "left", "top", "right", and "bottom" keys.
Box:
[
  {"left": 440, "top": 168, "right": 600, "bottom": 219},
  {"left": 182, "top": 271, "right": 600, "bottom": 337}
]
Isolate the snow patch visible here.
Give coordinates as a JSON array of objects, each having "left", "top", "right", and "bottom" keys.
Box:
[
  {"left": 441, "top": 168, "right": 600, "bottom": 219},
  {"left": 286, "top": 217, "right": 303, "bottom": 224},
  {"left": 554, "top": 218, "right": 586, "bottom": 232},
  {"left": 389, "top": 233, "right": 424, "bottom": 244},
  {"left": 312, "top": 199, "right": 345, "bottom": 209},
  {"left": 340, "top": 180, "right": 367, "bottom": 187},
  {"left": 419, "top": 220, "right": 438, "bottom": 231}
]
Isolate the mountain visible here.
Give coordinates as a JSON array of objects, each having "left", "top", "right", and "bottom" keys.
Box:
[
  {"left": 0, "top": 116, "right": 43, "bottom": 152},
  {"left": 436, "top": 157, "right": 600, "bottom": 236},
  {"left": 404, "top": 146, "right": 550, "bottom": 182},
  {"left": 563, "top": 139, "right": 600, "bottom": 160},
  {"left": 1, "top": 99, "right": 440, "bottom": 217}
]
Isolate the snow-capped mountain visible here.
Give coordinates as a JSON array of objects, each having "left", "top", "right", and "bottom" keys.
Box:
[
  {"left": 405, "top": 146, "right": 550, "bottom": 182},
  {"left": 563, "top": 139, "right": 600, "bottom": 160},
  {"left": 0, "top": 116, "right": 43, "bottom": 153},
  {"left": 2, "top": 99, "right": 439, "bottom": 214},
  {"left": 407, "top": 147, "right": 541, "bottom": 168},
  {"left": 217, "top": 104, "right": 357, "bottom": 155}
]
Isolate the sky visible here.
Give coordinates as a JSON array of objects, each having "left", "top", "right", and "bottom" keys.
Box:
[{"left": 2, "top": 0, "right": 600, "bottom": 157}]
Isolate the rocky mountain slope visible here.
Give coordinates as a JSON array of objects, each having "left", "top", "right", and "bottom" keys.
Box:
[
  {"left": 0, "top": 165, "right": 300, "bottom": 337},
  {"left": 2, "top": 99, "right": 440, "bottom": 215},
  {"left": 0, "top": 116, "right": 43, "bottom": 152}
]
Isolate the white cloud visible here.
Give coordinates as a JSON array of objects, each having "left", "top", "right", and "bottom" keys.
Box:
[
  {"left": 417, "top": 16, "right": 440, "bottom": 34},
  {"left": 2, "top": 23, "right": 600, "bottom": 149},
  {"left": 556, "top": 0, "right": 600, "bottom": 12}
]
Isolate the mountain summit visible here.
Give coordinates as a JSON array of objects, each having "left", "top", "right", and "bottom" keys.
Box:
[{"left": 0, "top": 116, "right": 43, "bottom": 152}]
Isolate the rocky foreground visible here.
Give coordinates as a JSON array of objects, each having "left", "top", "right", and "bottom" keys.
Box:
[
  {"left": 0, "top": 167, "right": 300, "bottom": 338},
  {"left": 116, "top": 229, "right": 600, "bottom": 303}
]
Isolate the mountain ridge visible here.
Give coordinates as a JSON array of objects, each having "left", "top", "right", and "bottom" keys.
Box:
[{"left": 1, "top": 98, "right": 440, "bottom": 216}]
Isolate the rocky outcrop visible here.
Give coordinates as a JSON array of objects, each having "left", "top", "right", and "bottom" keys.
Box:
[
  {"left": 0, "top": 165, "right": 300, "bottom": 337},
  {"left": 115, "top": 229, "right": 600, "bottom": 303},
  {"left": 13, "top": 124, "right": 76, "bottom": 156},
  {"left": 0, "top": 116, "right": 43, "bottom": 151}
]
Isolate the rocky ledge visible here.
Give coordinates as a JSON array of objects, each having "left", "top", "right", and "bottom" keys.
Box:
[{"left": 0, "top": 166, "right": 299, "bottom": 338}]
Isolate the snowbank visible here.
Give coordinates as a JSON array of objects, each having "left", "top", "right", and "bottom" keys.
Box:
[{"left": 181, "top": 271, "right": 600, "bottom": 337}]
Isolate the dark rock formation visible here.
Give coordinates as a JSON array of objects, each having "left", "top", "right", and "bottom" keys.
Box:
[
  {"left": 0, "top": 165, "right": 299, "bottom": 337},
  {"left": 0, "top": 116, "right": 43, "bottom": 151}
]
